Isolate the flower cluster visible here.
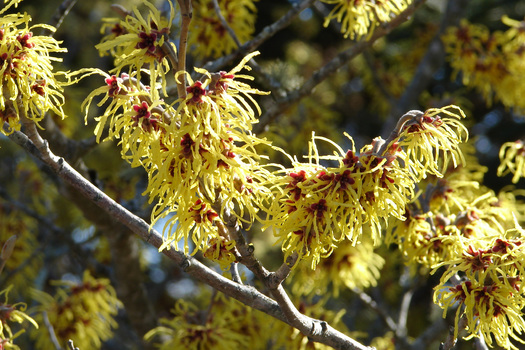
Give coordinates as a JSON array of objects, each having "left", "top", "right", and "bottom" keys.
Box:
[
  {"left": 264, "top": 134, "right": 413, "bottom": 268},
  {"left": 434, "top": 225, "right": 525, "bottom": 349},
  {"left": 320, "top": 0, "right": 412, "bottom": 40},
  {"left": 150, "top": 55, "right": 273, "bottom": 253},
  {"left": 290, "top": 238, "right": 384, "bottom": 297},
  {"left": 145, "top": 294, "right": 254, "bottom": 349},
  {"left": 387, "top": 140, "right": 520, "bottom": 269},
  {"left": 389, "top": 191, "right": 510, "bottom": 269},
  {"left": 386, "top": 137, "right": 525, "bottom": 348},
  {"left": 203, "top": 236, "right": 237, "bottom": 270},
  {"left": 30, "top": 271, "right": 121, "bottom": 350},
  {"left": 84, "top": 49, "right": 272, "bottom": 255},
  {"left": 0, "top": 285, "right": 38, "bottom": 350},
  {"left": 442, "top": 17, "right": 525, "bottom": 111},
  {"left": 498, "top": 140, "right": 525, "bottom": 184},
  {"left": 96, "top": 1, "right": 176, "bottom": 95},
  {"left": 265, "top": 106, "right": 467, "bottom": 269},
  {"left": 395, "top": 106, "right": 467, "bottom": 180},
  {"left": 188, "top": 0, "right": 258, "bottom": 58},
  {"left": 0, "top": 3, "right": 66, "bottom": 134}
]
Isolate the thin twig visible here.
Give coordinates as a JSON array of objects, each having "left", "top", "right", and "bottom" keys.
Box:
[
  {"left": 210, "top": 0, "right": 285, "bottom": 96},
  {"left": 440, "top": 314, "right": 467, "bottom": 350},
  {"left": 267, "top": 252, "right": 298, "bottom": 289},
  {"left": 230, "top": 262, "right": 242, "bottom": 284},
  {"left": 376, "top": 109, "right": 424, "bottom": 155},
  {"left": 397, "top": 288, "right": 415, "bottom": 339},
  {"left": 43, "top": 311, "right": 63, "bottom": 350},
  {"left": 410, "top": 317, "right": 448, "bottom": 350},
  {"left": 474, "top": 336, "right": 489, "bottom": 350},
  {"left": 44, "top": 0, "right": 78, "bottom": 36},
  {"left": 362, "top": 50, "right": 396, "bottom": 106},
  {"left": 353, "top": 288, "right": 398, "bottom": 332},
  {"left": 203, "top": 0, "right": 316, "bottom": 72},
  {"left": 67, "top": 339, "right": 79, "bottom": 350},
  {"left": 176, "top": 0, "right": 192, "bottom": 98},
  {"left": 211, "top": 0, "right": 241, "bottom": 47}
]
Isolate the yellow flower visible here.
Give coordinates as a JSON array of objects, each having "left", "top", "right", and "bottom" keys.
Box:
[
  {"left": 265, "top": 133, "right": 414, "bottom": 269},
  {"left": 435, "top": 278, "right": 525, "bottom": 350},
  {"left": 31, "top": 271, "right": 121, "bottom": 350},
  {"left": 189, "top": 0, "right": 258, "bottom": 58},
  {"left": 395, "top": 105, "right": 468, "bottom": 180},
  {"left": 291, "top": 239, "right": 384, "bottom": 297},
  {"left": 0, "top": 0, "right": 21, "bottom": 15},
  {"left": 83, "top": 52, "right": 273, "bottom": 255},
  {"left": 0, "top": 11, "right": 66, "bottom": 134},
  {"left": 370, "top": 331, "right": 396, "bottom": 350},
  {"left": 203, "top": 236, "right": 237, "bottom": 270},
  {"left": 145, "top": 297, "right": 250, "bottom": 350},
  {"left": 320, "top": 0, "right": 412, "bottom": 40},
  {"left": 0, "top": 285, "right": 38, "bottom": 350},
  {"left": 434, "top": 222, "right": 525, "bottom": 349},
  {"left": 96, "top": 0, "right": 176, "bottom": 95},
  {"left": 389, "top": 211, "right": 459, "bottom": 268},
  {"left": 498, "top": 140, "right": 525, "bottom": 184},
  {"left": 442, "top": 18, "right": 525, "bottom": 111},
  {"left": 81, "top": 70, "right": 171, "bottom": 168}
]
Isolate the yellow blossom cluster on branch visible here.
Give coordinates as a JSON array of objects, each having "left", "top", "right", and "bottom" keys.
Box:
[
  {"left": 434, "top": 224, "right": 525, "bottom": 349},
  {"left": 96, "top": 1, "right": 176, "bottom": 96},
  {"left": 189, "top": 0, "right": 258, "bottom": 58},
  {"left": 0, "top": 285, "right": 38, "bottom": 350},
  {"left": 498, "top": 140, "right": 525, "bottom": 184},
  {"left": 145, "top": 293, "right": 264, "bottom": 349},
  {"left": 387, "top": 138, "right": 522, "bottom": 265},
  {"left": 265, "top": 106, "right": 467, "bottom": 269},
  {"left": 290, "top": 238, "right": 384, "bottom": 297},
  {"left": 321, "top": 0, "right": 412, "bottom": 40},
  {"left": 0, "top": 1, "right": 66, "bottom": 134},
  {"left": 81, "top": 0, "right": 274, "bottom": 259},
  {"left": 30, "top": 271, "right": 121, "bottom": 350},
  {"left": 385, "top": 136, "right": 525, "bottom": 348},
  {"left": 442, "top": 17, "right": 525, "bottom": 111},
  {"left": 3, "top": 0, "right": 525, "bottom": 349}
]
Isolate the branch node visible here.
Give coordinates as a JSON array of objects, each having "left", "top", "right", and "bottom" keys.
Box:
[{"left": 182, "top": 257, "right": 191, "bottom": 271}]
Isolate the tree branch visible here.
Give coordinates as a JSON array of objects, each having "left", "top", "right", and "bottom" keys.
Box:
[
  {"left": 43, "top": 0, "right": 78, "bottom": 36},
  {"left": 203, "top": 0, "right": 316, "bottom": 72},
  {"left": 210, "top": 0, "right": 285, "bottom": 96},
  {"left": 176, "top": 0, "right": 192, "bottom": 98},
  {"left": 353, "top": 288, "right": 398, "bottom": 333}
]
